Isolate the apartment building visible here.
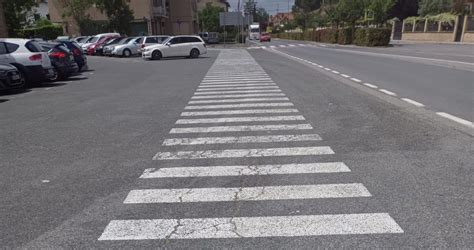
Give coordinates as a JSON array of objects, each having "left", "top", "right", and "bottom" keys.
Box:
[
  {"left": 49, "top": 0, "right": 198, "bottom": 36},
  {"left": 0, "top": 0, "right": 7, "bottom": 37}
]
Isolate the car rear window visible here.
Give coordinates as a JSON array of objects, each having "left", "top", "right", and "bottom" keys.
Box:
[
  {"left": 135, "top": 37, "right": 143, "bottom": 43},
  {"left": 5, "top": 42, "right": 20, "bottom": 53},
  {"left": 185, "top": 37, "right": 202, "bottom": 43},
  {"left": 0, "top": 43, "right": 7, "bottom": 54},
  {"left": 146, "top": 37, "right": 159, "bottom": 43},
  {"left": 25, "top": 41, "right": 43, "bottom": 52}
]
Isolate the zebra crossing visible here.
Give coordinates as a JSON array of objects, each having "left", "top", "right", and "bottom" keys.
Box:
[{"left": 98, "top": 49, "right": 403, "bottom": 242}]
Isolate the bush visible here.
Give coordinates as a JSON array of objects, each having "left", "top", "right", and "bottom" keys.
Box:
[
  {"left": 354, "top": 28, "right": 390, "bottom": 46},
  {"left": 338, "top": 28, "right": 354, "bottom": 45},
  {"left": 17, "top": 25, "right": 63, "bottom": 40},
  {"left": 317, "top": 28, "right": 338, "bottom": 43}
]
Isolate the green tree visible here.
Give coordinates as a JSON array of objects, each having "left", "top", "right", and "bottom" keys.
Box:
[
  {"left": 254, "top": 7, "right": 269, "bottom": 24},
  {"left": 55, "top": 0, "right": 95, "bottom": 34},
  {"left": 418, "top": 0, "right": 453, "bottom": 16},
  {"left": 293, "top": 0, "right": 322, "bottom": 30},
  {"left": 366, "top": 0, "right": 396, "bottom": 25},
  {"left": 199, "top": 3, "right": 224, "bottom": 32},
  {"left": 95, "top": 0, "right": 134, "bottom": 35},
  {"left": 335, "top": 0, "right": 365, "bottom": 27},
  {"left": 388, "top": 0, "right": 419, "bottom": 20},
  {"left": 2, "top": 0, "right": 37, "bottom": 36}
]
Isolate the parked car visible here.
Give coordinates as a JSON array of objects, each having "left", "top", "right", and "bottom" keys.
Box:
[
  {"left": 198, "top": 32, "right": 219, "bottom": 44},
  {"left": 0, "top": 63, "right": 24, "bottom": 91},
  {"left": 81, "top": 33, "right": 120, "bottom": 53},
  {"left": 103, "top": 37, "right": 133, "bottom": 56},
  {"left": 76, "top": 36, "right": 92, "bottom": 46},
  {"left": 0, "top": 39, "right": 54, "bottom": 86},
  {"left": 56, "top": 36, "right": 71, "bottom": 41},
  {"left": 39, "top": 42, "right": 79, "bottom": 81},
  {"left": 260, "top": 32, "right": 271, "bottom": 42},
  {"left": 142, "top": 35, "right": 207, "bottom": 60},
  {"left": 57, "top": 40, "right": 88, "bottom": 71},
  {"left": 86, "top": 36, "right": 119, "bottom": 55},
  {"left": 138, "top": 36, "right": 170, "bottom": 53},
  {"left": 94, "top": 36, "right": 125, "bottom": 56},
  {"left": 111, "top": 37, "right": 143, "bottom": 57}
]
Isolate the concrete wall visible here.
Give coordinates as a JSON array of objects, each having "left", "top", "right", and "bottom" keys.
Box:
[
  {"left": 168, "top": 0, "right": 198, "bottom": 35},
  {"left": 0, "top": 0, "right": 8, "bottom": 37},
  {"left": 402, "top": 32, "right": 454, "bottom": 42},
  {"left": 461, "top": 32, "right": 474, "bottom": 42}
]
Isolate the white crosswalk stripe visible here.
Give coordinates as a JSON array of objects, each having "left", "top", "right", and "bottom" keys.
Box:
[
  {"left": 99, "top": 49, "right": 403, "bottom": 242},
  {"left": 140, "top": 162, "right": 348, "bottom": 178},
  {"left": 162, "top": 133, "right": 320, "bottom": 145}
]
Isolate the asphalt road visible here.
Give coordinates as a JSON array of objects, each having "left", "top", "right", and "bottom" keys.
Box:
[
  {"left": 0, "top": 48, "right": 472, "bottom": 248},
  {"left": 249, "top": 39, "right": 474, "bottom": 122}
]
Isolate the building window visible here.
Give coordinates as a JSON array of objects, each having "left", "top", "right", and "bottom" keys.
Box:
[{"left": 153, "top": 0, "right": 163, "bottom": 7}]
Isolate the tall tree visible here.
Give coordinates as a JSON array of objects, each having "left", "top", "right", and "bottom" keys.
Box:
[
  {"left": 55, "top": 0, "right": 95, "bottom": 33},
  {"left": 254, "top": 7, "right": 269, "bottom": 24},
  {"left": 335, "top": 0, "right": 365, "bottom": 27},
  {"left": 388, "top": 0, "right": 419, "bottom": 20},
  {"left": 199, "top": 3, "right": 224, "bottom": 32},
  {"left": 366, "top": 0, "right": 396, "bottom": 25},
  {"left": 95, "top": 0, "right": 134, "bottom": 35},
  {"left": 418, "top": 0, "right": 453, "bottom": 16},
  {"left": 2, "top": 0, "right": 37, "bottom": 36},
  {"left": 293, "top": 0, "right": 322, "bottom": 30}
]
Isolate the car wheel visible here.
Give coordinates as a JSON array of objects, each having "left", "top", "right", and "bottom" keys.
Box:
[
  {"left": 151, "top": 50, "right": 162, "bottom": 60},
  {"left": 49, "top": 67, "right": 59, "bottom": 82},
  {"left": 190, "top": 49, "right": 200, "bottom": 58},
  {"left": 123, "top": 49, "right": 132, "bottom": 57}
]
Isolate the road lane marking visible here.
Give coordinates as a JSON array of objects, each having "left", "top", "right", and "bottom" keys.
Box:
[
  {"left": 350, "top": 78, "right": 362, "bottom": 83},
  {"left": 191, "top": 93, "right": 286, "bottom": 99},
  {"left": 270, "top": 45, "right": 276, "bottom": 48},
  {"left": 194, "top": 90, "right": 282, "bottom": 95},
  {"left": 176, "top": 115, "right": 305, "bottom": 124},
  {"left": 162, "top": 133, "right": 320, "bottom": 146},
  {"left": 196, "top": 86, "right": 280, "bottom": 91},
  {"left": 169, "top": 124, "right": 313, "bottom": 134},
  {"left": 202, "top": 78, "right": 271, "bottom": 82},
  {"left": 279, "top": 45, "right": 286, "bottom": 47},
  {"left": 318, "top": 65, "right": 324, "bottom": 68},
  {"left": 200, "top": 81, "right": 275, "bottom": 85},
  {"left": 181, "top": 109, "right": 298, "bottom": 116},
  {"left": 324, "top": 68, "right": 332, "bottom": 71},
  {"left": 198, "top": 83, "right": 276, "bottom": 88},
  {"left": 203, "top": 75, "right": 270, "bottom": 79},
  {"left": 123, "top": 183, "right": 371, "bottom": 204},
  {"left": 340, "top": 74, "right": 350, "bottom": 78},
  {"left": 98, "top": 213, "right": 403, "bottom": 240},
  {"left": 298, "top": 44, "right": 305, "bottom": 46},
  {"left": 379, "top": 89, "right": 397, "bottom": 96},
  {"left": 184, "top": 102, "right": 293, "bottom": 110},
  {"left": 332, "top": 70, "right": 340, "bottom": 74},
  {"left": 289, "top": 44, "right": 296, "bottom": 47},
  {"left": 188, "top": 97, "right": 289, "bottom": 104},
  {"left": 153, "top": 146, "right": 334, "bottom": 160},
  {"left": 401, "top": 98, "right": 425, "bottom": 107},
  {"left": 363, "top": 83, "right": 378, "bottom": 89},
  {"left": 436, "top": 112, "right": 474, "bottom": 128},
  {"left": 140, "top": 162, "right": 347, "bottom": 178}
]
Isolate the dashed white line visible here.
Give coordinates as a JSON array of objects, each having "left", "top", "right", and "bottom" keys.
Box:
[
  {"left": 324, "top": 68, "right": 332, "bottom": 71},
  {"left": 436, "top": 112, "right": 474, "bottom": 128},
  {"left": 153, "top": 146, "right": 335, "bottom": 160},
  {"left": 340, "top": 74, "right": 350, "bottom": 78},
  {"left": 140, "top": 162, "right": 348, "bottom": 178},
  {"left": 350, "top": 78, "right": 362, "bottom": 83},
  {"left": 162, "top": 133, "right": 320, "bottom": 146},
  {"left": 98, "top": 213, "right": 403, "bottom": 240},
  {"left": 332, "top": 70, "right": 340, "bottom": 74},
  {"left": 379, "top": 89, "right": 397, "bottom": 96},
  {"left": 363, "top": 83, "right": 378, "bottom": 89},
  {"left": 401, "top": 98, "right": 425, "bottom": 107}
]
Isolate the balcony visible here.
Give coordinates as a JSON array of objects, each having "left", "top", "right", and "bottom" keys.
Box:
[{"left": 152, "top": 6, "right": 167, "bottom": 17}]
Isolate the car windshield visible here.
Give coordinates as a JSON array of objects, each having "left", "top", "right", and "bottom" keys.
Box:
[
  {"left": 120, "top": 38, "right": 134, "bottom": 44},
  {"left": 251, "top": 28, "right": 259, "bottom": 32},
  {"left": 162, "top": 37, "right": 172, "bottom": 44},
  {"left": 90, "top": 36, "right": 100, "bottom": 43},
  {"left": 106, "top": 38, "right": 121, "bottom": 45}
]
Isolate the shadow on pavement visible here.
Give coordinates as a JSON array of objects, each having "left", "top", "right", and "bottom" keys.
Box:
[
  {"left": 0, "top": 88, "right": 32, "bottom": 96},
  {"left": 0, "top": 99, "right": 8, "bottom": 103}
]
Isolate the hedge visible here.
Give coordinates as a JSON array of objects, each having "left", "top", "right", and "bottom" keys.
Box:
[
  {"left": 338, "top": 28, "right": 353, "bottom": 45},
  {"left": 354, "top": 28, "right": 391, "bottom": 47},
  {"left": 17, "top": 25, "right": 63, "bottom": 40}
]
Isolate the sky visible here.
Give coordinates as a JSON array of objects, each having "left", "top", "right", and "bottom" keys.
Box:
[{"left": 227, "top": 0, "right": 295, "bottom": 15}]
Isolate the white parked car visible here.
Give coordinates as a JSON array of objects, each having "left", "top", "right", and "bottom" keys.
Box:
[
  {"left": 138, "top": 35, "right": 170, "bottom": 53},
  {"left": 111, "top": 37, "right": 143, "bottom": 57},
  {"left": 142, "top": 36, "right": 207, "bottom": 60},
  {"left": 0, "top": 38, "right": 54, "bottom": 86}
]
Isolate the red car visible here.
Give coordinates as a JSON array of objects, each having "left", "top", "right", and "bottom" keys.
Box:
[
  {"left": 260, "top": 32, "right": 271, "bottom": 42},
  {"left": 86, "top": 36, "right": 118, "bottom": 55}
]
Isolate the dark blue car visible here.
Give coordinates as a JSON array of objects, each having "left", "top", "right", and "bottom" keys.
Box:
[{"left": 57, "top": 40, "right": 88, "bottom": 71}]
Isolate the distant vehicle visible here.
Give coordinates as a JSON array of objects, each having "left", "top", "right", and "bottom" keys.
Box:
[
  {"left": 198, "top": 32, "right": 219, "bottom": 44},
  {"left": 249, "top": 23, "right": 260, "bottom": 40},
  {"left": 142, "top": 35, "right": 207, "bottom": 60},
  {"left": 0, "top": 63, "right": 24, "bottom": 90},
  {"left": 0, "top": 38, "right": 54, "bottom": 86},
  {"left": 111, "top": 37, "right": 143, "bottom": 57},
  {"left": 103, "top": 37, "right": 132, "bottom": 56},
  {"left": 57, "top": 40, "right": 88, "bottom": 71},
  {"left": 39, "top": 42, "right": 79, "bottom": 81},
  {"left": 138, "top": 36, "right": 170, "bottom": 53},
  {"left": 76, "top": 36, "right": 93, "bottom": 46},
  {"left": 95, "top": 36, "right": 125, "bottom": 56},
  {"left": 56, "top": 36, "right": 71, "bottom": 41},
  {"left": 81, "top": 33, "right": 120, "bottom": 53},
  {"left": 260, "top": 32, "right": 271, "bottom": 42},
  {"left": 86, "top": 36, "right": 117, "bottom": 55}
]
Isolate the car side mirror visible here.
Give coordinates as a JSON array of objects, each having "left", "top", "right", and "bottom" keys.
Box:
[{"left": 166, "top": 43, "right": 171, "bottom": 46}]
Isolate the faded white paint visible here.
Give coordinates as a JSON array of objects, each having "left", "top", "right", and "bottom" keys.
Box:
[
  {"left": 184, "top": 102, "right": 293, "bottom": 110},
  {"left": 181, "top": 109, "right": 298, "bottom": 116},
  {"left": 175, "top": 115, "right": 305, "bottom": 124},
  {"left": 188, "top": 97, "right": 289, "bottom": 104},
  {"left": 169, "top": 124, "right": 313, "bottom": 134}
]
